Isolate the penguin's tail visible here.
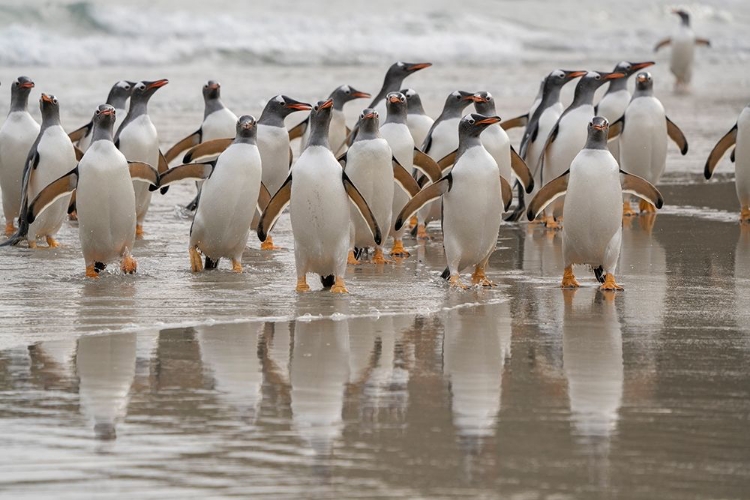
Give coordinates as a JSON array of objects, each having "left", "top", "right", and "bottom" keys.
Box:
[
  {"left": 0, "top": 215, "right": 29, "bottom": 247},
  {"left": 593, "top": 266, "right": 605, "bottom": 283},
  {"left": 440, "top": 267, "right": 451, "bottom": 280},
  {"left": 204, "top": 256, "right": 220, "bottom": 270},
  {"left": 320, "top": 275, "right": 335, "bottom": 288},
  {"left": 504, "top": 180, "right": 526, "bottom": 222}
]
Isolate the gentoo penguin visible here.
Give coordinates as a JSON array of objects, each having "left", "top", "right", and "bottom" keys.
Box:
[
  {"left": 595, "top": 61, "right": 655, "bottom": 163},
  {"left": 704, "top": 104, "right": 750, "bottom": 222},
  {"left": 5, "top": 94, "right": 77, "bottom": 248},
  {"left": 654, "top": 9, "right": 711, "bottom": 92},
  {"left": 0, "top": 76, "right": 39, "bottom": 236},
  {"left": 257, "top": 99, "right": 382, "bottom": 293},
  {"left": 507, "top": 70, "right": 585, "bottom": 221},
  {"left": 289, "top": 85, "right": 370, "bottom": 155},
  {"left": 527, "top": 117, "right": 663, "bottom": 290},
  {"left": 378, "top": 92, "right": 442, "bottom": 256},
  {"left": 23, "top": 105, "right": 159, "bottom": 277},
  {"left": 401, "top": 88, "right": 433, "bottom": 148},
  {"left": 473, "top": 91, "right": 534, "bottom": 196},
  {"left": 68, "top": 80, "right": 134, "bottom": 152},
  {"left": 612, "top": 72, "right": 688, "bottom": 214},
  {"left": 114, "top": 79, "right": 169, "bottom": 238},
  {"left": 165, "top": 80, "right": 237, "bottom": 162},
  {"left": 394, "top": 114, "right": 514, "bottom": 288},
  {"left": 537, "top": 71, "right": 625, "bottom": 228},
  {"left": 341, "top": 108, "right": 420, "bottom": 265},
  {"left": 369, "top": 62, "right": 432, "bottom": 119},
  {"left": 159, "top": 116, "right": 265, "bottom": 272},
  {"left": 417, "top": 90, "right": 476, "bottom": 238}
]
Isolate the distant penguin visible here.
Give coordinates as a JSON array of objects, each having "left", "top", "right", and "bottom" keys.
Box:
[
  {"left": 290, "top": 85, "right": 370, "bottom": 155},
  {"left": 507, "top": 70, "right": 584, "bottom": 221},
  {"left": 401, "top": 88, "right": 434, "bottom": 148},
  {"left": 160, "top": 116, "right": 265, "bottom": 272},
  {"left": 369, "top": 62, "right": 432, "bottom": 119},
  {"left": 341, "top": 108, "right": 420, "bottom": 265},
  {"left": 473, "top": 91, "right": 534, "bottom": 199},
  {"left": 612, "top": 72, "right": 688, "bottom": 215},
  {"left": 394, "top": 114, "right": 513, "bottom": 288},
  {"left": 69, "top": 80, "right": 134, "bottom": 152},
  {"left": 595, "top": 61, "right": 655, "bottom": 161},
  {"left": 654, "top": 9, "right": 711, "bottom": 92},
  {"left": 417, "top": 90, "right": 476, "bottom": 238},
  {"left": 527, "top": 117, "right": 663, "bottom": 290},
  {"left": 164, "top": 80, "right": 238, "bottom": 211},
  {"left": 0, "top": 76, "right": 39, "bottom": 236},
  {"left": 704, "top": 104, "right": 750, "bottom": 223},
  {"left": 257, "top": 99, "right": 382, "bottom": 293},
  {"left": 114, "top": 79, "right": 169, "bottom": 238},
  {"left": 6, "top": 94, "right": 78, "bottom": 248},
  {"left": 164, "top": 80, "right": 238, "bottom": 163},
  {"left": 537, "top": 71, "right": 625, "bottom": 228},
  {"left": 23, "top": 104, "right": 159, "bottom": 277}
]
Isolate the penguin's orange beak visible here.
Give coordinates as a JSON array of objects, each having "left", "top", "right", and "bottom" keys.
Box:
[
  {"left": 566, "top": 71, "right": 587, "bottom": 78},
  {"left": 604, "top": 72, "right": 626, "bottom": 80},
  {"left": 407, "top": 62, "right": 432, "bottom": 72},
  {"left": 147, "top": 79, "right": 169, "bottom": 90},
  {"left": 286, "top": 102, "right": 312, "bottom": 111},
  {"left": 208, "top": 82, "right": 220, "bottom": 90},
  {"left": 631, "top": 61, "right": 655, "bottom": 71},
  {"left": 19, "top": 81, "right": 34, "bottom": 89},
  {"left": 476, "top": 116, "right": 501, "bottom": 125},
  {"left": 351, "top": 91, "right": 371, "bottom": 99},
  {"left": 41, "top": 93, "right": 54, "bottom": 103},
  {"left": 363, "top": 111, "right": 376, "bottom": 119},
  {"left": 100, "top": 107, "right": 115, "bottom": 116},
  {"left": 592, "top": 122, "right": 607, "bottom": 131},
  {"left": 319, "top": 98, "right": 334, "bottom": 109},
  {"left": 389, "top": 95, "right": 401, "bottom": 103},
  {"left": 471, "top": 95, "right": 487, "bottom": 103},
  {"left": 637, "top": 73, "right": 649, "bottom": 83}
]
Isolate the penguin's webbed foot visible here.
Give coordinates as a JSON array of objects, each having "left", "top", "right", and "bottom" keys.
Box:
[
  {"left": 471, "top": 266, "right": 495, "bottom": 287},
  {"left": 330, "top": 276, "right": 348, "bottom": 294},
  {"left": 409, "top": 216, "right": 418, "bottom": 228},
  {"left": 28, "top": 240, "right": 37, "bottom": 249},
  {"left": 189, "top": 247, "right": 203, "bottom": 273},
  {"left": 135, "top": 224, "right": 144, "bottom": 239},
  {"left": 448, "top": 275, "right": 469, "bottom": 290},
  {"left": 740, "top": 207, "right": 750, "bottom": 224},
  {"left": 544, "top": 216, "right": 562, "bottom": 230},
  {"left": 599, "top": 273, "right": 623, "bottom": 291},
  {"left": 296, "top": 276, "right": 311, "bottom": 292},
  {"left": 389, "top": 240, "right": 410, "bottom": 258},
  {"left": 45, "top": 236, "right": 60, "bottom": 249},
  {"left": 561, "top": 266, "right": 579, "bottom": 288},
  {"left": 231, "top": 259, "right": 243, "bottom": 273},
  {"left": 121, "top": 254, "right": 137, "bottom": 274},
  {"left": 68, "top": 211, "right": 78, "bottom": 222},
  {"left": 347, "top": 250, "right": 360, "bottom": 265},
  {"left": 622, "top": 201, "right": 637, "bottom": 217},
  {"left": 4, "top": 222, "right": 15, "bottom": 237},
  {"left": 85, "top": 264, "right": 100, "bottom": 279},
  {"left": 260, "top": 236, "right": 282, "bottom": 251},
  {"left": 371, "top": 247, "right": 391, "bottom": 265},
  {"left": 416, "top": 224, "right": 431, "bottom": 240},
  {"left": 638, "top": 199, "right": 656, "bottom": 214}
]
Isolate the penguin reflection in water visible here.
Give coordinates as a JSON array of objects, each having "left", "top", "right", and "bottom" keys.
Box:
[
  {"left": 158, "top": 115, "right": 268, "bottom": 273},
  {"left": 258, "top": 99, "right": 382, "bottom": 293},
  {"left": 22, "top": 105, "right": 159, "bottom": 277},
  {"left": 395, "top": 114, "right": 514, "bottom": 289},
  {"left": 527, "top": 117, "right": 663, "bottom": 290}
]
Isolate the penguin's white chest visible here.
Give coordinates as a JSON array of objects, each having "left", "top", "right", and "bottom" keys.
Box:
[
  {"left": 191, "top": 143, "right": 262, "bottom": 259},
  {"left": 671, "top": 27, "right": 695, "bottom": 81},
  {"left": 118, "top": 115, "right": 159, "bottom": 163},
  {"left": 427, "top": 118, "right": 460, "bottom": 160},
  {"left": 481, "top": 124, "right": 511, "bottom": 181},
  {"left": 546, "top": 106, "right": 593, "bottom": 181},
  {"left": 257, "top": 124, "right": 290, "bottom": 195},
  {"left": 598, "top": 90, "right": 631, "bottom": 123},
  {"left": 562, "top": 149, "right": 622, "bottom": 267},
  {"left": 0, "top": 111, "right": 40, "bottom": 218},
  {"left": 734, "top": 107, "right": 750, "bottom": 206},
  {"left": 202, "top": 108, "right": 238, "bottom": 142},
  {"left": 328, "top": 109, "right": 348, "bottom": 154},
  {"left": 345, "top": 138, "right": 394, "bottom": 247},
  {"left": 76, "top": 140, "right": 137, "bottom": 264},
  {"left": 290, "top": 146, "right": 351, "bottom": 273},
  {"left": 619, "top": 97, "right": 668, "bottom": 183},
  {"left": 442, "top": 146, "right": 503, "bottom": 272},
  {"left": 407, "top": 113, "right": 434, "bottom": 149},
  {"left": 526, "top": 105, "right": 561, "bottom": 176},
  {"left": 380, "top": 122, "right": 414, "bottom": 168}
]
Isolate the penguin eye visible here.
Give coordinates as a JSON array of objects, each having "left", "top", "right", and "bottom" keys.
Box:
[
  {"left": 53, "top": 98, "right": 58, "bottom": 104},
  {"left": 400, "top": 97, "right": 405, "bottom": 103},
  {"left": 95, "top": 110, "right": 100, "bottom": 115},
  {"left": 14, "top": 81, "right": 19, "bottom": 87},
  {"left": 345, "top": 89, "right": 350, "bottom": 94},
  {"left": 204, "top": 84, "right": 208, "bottom": 89},
  {"left": 486, "top": 96, "right": 492, "bottom": 101},
  {"left": 124, "top": 85, "right": 130, "bottom": 90},
  {"left": 469, "top": 119, "right": 475, "bottom": 124},
  {"left": 595, "top": 75, "right": 601, "bottom": 80}
]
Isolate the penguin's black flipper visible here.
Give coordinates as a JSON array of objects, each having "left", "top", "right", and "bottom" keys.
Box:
[
  {"left": 320, "top": 275, "right": 335, "bottom": 288},
  {"left": 594, "top": 266, "right": 605, "bottom": 283},
  {"left": 204, "top": 256, "right": 219, "bottom": 270},
  {"left": 505, "top": 180, "right": 526, "bottom": 222}
]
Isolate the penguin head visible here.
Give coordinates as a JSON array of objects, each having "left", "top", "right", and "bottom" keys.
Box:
[
  {"left": 330, "top": 85, "right": 370, "bottom": 109},
  {"left": 107, "top": 80, "right": 135, "bottom": 107},
  {"left": 399, "top": 88, "right": 424, "bottom": 112},
  {"left": 459, "top": 113, "right": 502, "bottom": 138},
  {"left": 472, "top": 91, "right": 497, "bottom": 115},
  {"left": 357, "top": 108, "right": 380, "bottom": 134},
  {"left": 586, "top": 116, "right": 610, "bottom": 149},
  {"left": 11, "top": 76, "right": 34, "bottom": 104},
  {"left": 203, "top": 80, "right": 221, "bottom": 101},
  {"left": 385, "top": 91, "right": 408, "bottom": 117},
  {"left": 444, "top": 90, "right": 476, "bottom": 114},
  {"left": 635, "top": 71, "right": 654, "bottom": 91},
  {"left": 577, "top": 71, "right": 625, "bottom": 94},
  {"left": 131, "top": 79, "right": 168, "bottom": 104},
  {"left": 264, "top": 95, "right": 312, "bottom": 119},
  {"left": 387, "top": 61, "right": 432, "bottom": 80},
  {"left": 310, "top": 98, "right": 334, "bottom": 120},
  {"left": 613, "top": 61, "right": 655, "bottom": 78},
  {"left": 93, "top": 104, "right": 117, "bottom": 130},
  {"left": 672, "top": 9, "right": 690, "bottom": 26},
  {"left": 235, "top": 115, "right": 257, "bottom": 141},
  {"left": 39, "top": 93, "right": 61, "bottom": 124}
]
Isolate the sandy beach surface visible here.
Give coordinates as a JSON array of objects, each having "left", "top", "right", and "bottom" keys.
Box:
[{"left": 1, "top": 0, "right": 750, "bottom": 498}]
